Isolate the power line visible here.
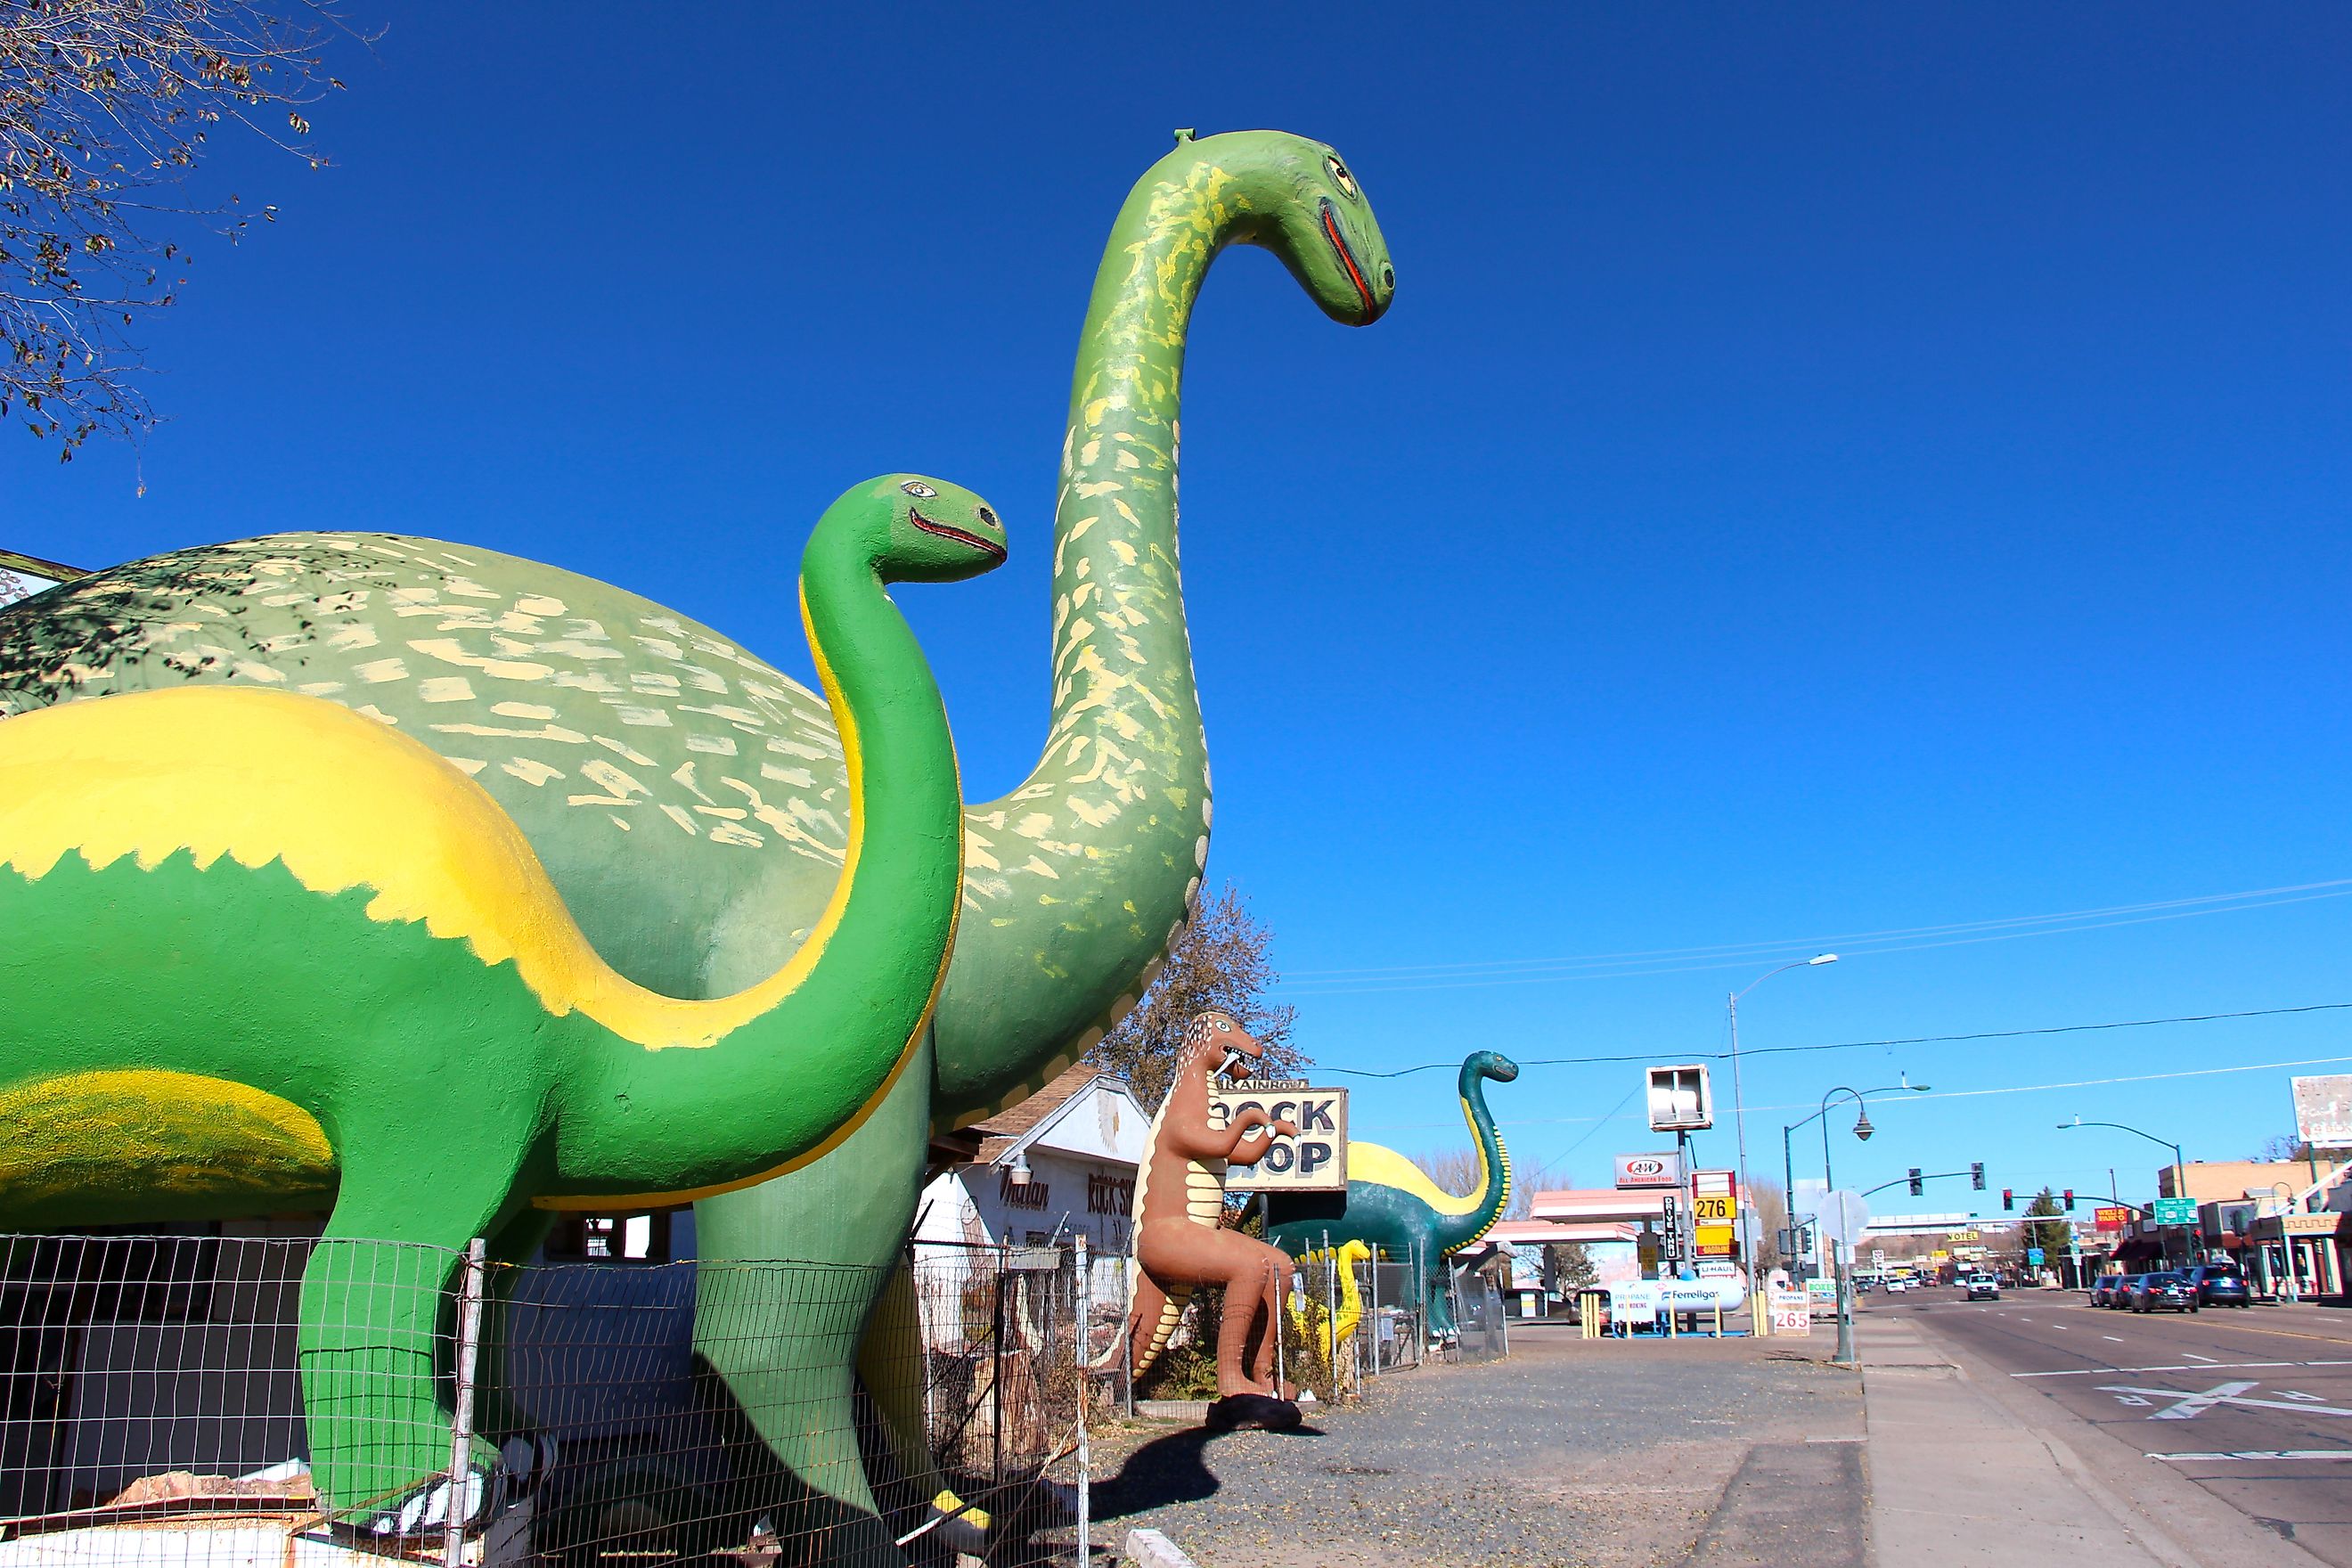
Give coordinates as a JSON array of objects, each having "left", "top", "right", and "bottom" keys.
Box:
[
  {"left": 1284, "top": 877, "right": 2352, "bottom": 979},
  {"left": 1319, "top": 1000, "right": 2352, "bottom": 1079},
  {"left": 1278, "top": 878, "right": 2352, "bottom": 995}
]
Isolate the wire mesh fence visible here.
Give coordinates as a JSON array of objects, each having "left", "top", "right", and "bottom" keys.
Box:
[
  {"left": 1, "top": 1228, "right": 1506, "bottom": 1564},
  {"left": 0, "top": 1230, "right": 1119, "bottom": 1566}
]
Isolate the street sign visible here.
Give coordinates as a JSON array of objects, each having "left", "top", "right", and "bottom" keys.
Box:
[
  {"left": 2152, "top": 1197, "right": 2197, "bottom": 1226},
  {"left": 2026, "top": 1247, "right": 2046, "bottom": 1267},
  {"left": 1817, "top": 1189, "right": 1870, "bottom": 1249},
  {"left": 1768, "top": 1286, "right": 1812, "bottom": 1336},
  {"left": 2094, "top": 1205, "right": 2130, "bottom": 1232}
]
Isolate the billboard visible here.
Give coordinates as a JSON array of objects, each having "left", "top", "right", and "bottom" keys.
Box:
[
  {"left": 1646, "top": 1064, "right": 1713, "bottom": 1131},
  {"left": 2293, "top": 1075, "right": 2352, "bottom": 1150},
  {"left": 2093, "top": 1205, "right": 2130, "bottom": 1232},
  {"left": 1208, "top": 1081, "right": 1348, "bottom": 1191},
  {"left": 1613, "top": 1152, "right": 1686, "bottom": 1189}
]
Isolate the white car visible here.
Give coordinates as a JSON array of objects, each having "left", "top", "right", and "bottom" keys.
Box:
[{"left": 1882, "top": 1278, "right": 1911, "bottom": 1294}]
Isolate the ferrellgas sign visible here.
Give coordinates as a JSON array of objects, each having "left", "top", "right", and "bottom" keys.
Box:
[
  {"left": 1614, "top": 1152, "right": 1686, "bottom": 1190},
  {"left": 1209, "top": 1082, "right": 1349, "bottom": 1192}
]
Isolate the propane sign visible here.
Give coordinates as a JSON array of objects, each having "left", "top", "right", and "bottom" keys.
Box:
[{"left": 1210, "top": 1082, "right": 1349, "bottom": 1192}]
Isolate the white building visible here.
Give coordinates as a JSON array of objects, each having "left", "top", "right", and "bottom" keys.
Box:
[{"left": 911, "top": 1065, "right": 1148, "bottom": 1338}]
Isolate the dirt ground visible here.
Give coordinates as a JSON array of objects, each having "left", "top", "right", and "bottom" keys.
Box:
[{"left": 1058, "top": 1322, "right": 1863, "bottom": 1568}]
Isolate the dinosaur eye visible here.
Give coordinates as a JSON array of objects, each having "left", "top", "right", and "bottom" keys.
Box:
[
  {"left": 901, "top": 481, "right": 937, "bottom": 498},
  {"left": 976, "top": 505, "right": 999, "bottom": 529},
  {"left": 1326, "top": 155, "right": 1359, "bottom": 201}
]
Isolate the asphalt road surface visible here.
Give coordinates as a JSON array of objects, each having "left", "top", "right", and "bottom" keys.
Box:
[{"left": 1874, "top": 1284, "right": 2352, "bottom": 1563}]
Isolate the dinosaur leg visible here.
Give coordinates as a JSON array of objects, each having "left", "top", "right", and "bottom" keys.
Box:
[
  {"left": 856, "top": 1258, "right": 988, "bottom": 1556},
  {"left": 297, "top": 1141, "right": 528, "bottom": 1533},
  {"left": 1213, "top": 1246, "right": 1285, "bottom": 1400},
  {"left": 1245, "top": 1250, "right": 1297, "bottom": 1399}
]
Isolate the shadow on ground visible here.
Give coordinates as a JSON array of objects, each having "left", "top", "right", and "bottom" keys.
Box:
[{"left": 1090, "top": 1424, "right": 1326, "bottom": 1520}]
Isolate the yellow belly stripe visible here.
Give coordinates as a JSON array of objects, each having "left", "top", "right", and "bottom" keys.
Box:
[
  {"left": 0, "top": 687, "right": 853, "bottom": 1050},
  {"left": 0, "top": 1069, "right": 336, "bottom": 1205},
  {"left": 1347, "top": 1140, "right": 1486, "bottom": 1218}
]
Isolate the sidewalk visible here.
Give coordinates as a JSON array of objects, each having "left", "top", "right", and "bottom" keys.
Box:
[{"left": 1856, "top": 1314, "right": 2325, "bottom": 1568}]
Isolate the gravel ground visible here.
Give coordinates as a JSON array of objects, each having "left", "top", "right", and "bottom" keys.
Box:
[{"left": 1058, "top": 1324, "right": 1862, "bottom": 1568}]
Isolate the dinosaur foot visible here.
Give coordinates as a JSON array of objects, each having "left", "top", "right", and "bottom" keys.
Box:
[
  {"left": 335, "top": 1433, "right": 555, "bottom": 1542},
  {"left": 1205, "top": 1392, "right": 1302, "bottom": 1432}
]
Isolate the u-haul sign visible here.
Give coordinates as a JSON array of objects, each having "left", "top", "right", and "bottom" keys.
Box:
[{"left": 1208, "top": 1082, "right": 1348, "bottom": 1192}]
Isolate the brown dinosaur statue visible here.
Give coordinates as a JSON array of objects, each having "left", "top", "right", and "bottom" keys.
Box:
[{"left": 1125, "top": 1012, "right": 1303, "bottom": 1416}]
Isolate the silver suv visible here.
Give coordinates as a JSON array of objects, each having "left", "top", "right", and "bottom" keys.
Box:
[{"left": 1964, "top": 1273, "right": 2002, "bottom": 1302}]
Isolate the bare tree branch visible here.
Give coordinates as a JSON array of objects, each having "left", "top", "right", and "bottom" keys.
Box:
[
  {"left": 0, "top": 0, "right": 364, "bottom": 461},
  {"left": 1083, "top": 881, "right": 1303, "bottom": 1111}
]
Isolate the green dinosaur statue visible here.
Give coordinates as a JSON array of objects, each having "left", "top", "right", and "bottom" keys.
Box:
[
  {"left": 688, "top": 127, "right": 1396, "bottom": 1559},
  {"left": 0, "top": 127, "right": 1393, "bottom": 1558},
  {"left": 1264, "top": 1052, "right": 1520, "bottom": 1338},
  {"left": 0, "top": 475, "right": 1007, "bottom": 1528}
]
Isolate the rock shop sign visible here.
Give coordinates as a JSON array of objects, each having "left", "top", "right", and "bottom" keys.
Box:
[{"left": 1208, "top": 1081, "right": 1348, "bottom": 1191}]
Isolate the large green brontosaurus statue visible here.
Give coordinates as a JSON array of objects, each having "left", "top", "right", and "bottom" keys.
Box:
[
  {"left": 690, "top": 127, "right": 1395, "bottom": 1559},
  {"left": 0, "top": 476, "right": 1006, "bottom": 1528},
  {"left": 1264, "top": 1052, "right": 1520, "bottom": 1339},
  {"left": 0, "top": 127, "right": 1394, "bottom": 1558}
]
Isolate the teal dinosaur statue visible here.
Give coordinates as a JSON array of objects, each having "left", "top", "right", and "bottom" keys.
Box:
[
  {"left": 1264, "top": 1052, "right": 1520, "bottom": 1338},
  {"left": 0, "top": 476, "right": 1006, "bottom": 1530},
  {"left": 0, "top": 127, "right": 1394, "bottom": 1558}
]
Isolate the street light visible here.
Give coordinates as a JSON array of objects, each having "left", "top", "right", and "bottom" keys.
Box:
[
  {"left": 1727, "top": 954, "right": 1838, "bottom": 1263},
  {"left": 2059, "top": 1115, "right": 2191, "bottom": 1265},
  {"left": 1782, "top": 1078, "right": 1930, "bottom": 1364}
]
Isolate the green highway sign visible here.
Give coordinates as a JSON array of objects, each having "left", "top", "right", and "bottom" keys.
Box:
[{"left": 2152, "top": 1197, "right": 2197, "bottom": 1226}]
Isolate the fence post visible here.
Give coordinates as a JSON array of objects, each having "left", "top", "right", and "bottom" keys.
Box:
[
  {"left": 1074, "top": 1233, "right": 1090, "bottom": 1568},
  {"left": 444, "top": 1237, "right": 487, "bottom": 1568},
  {"left": 1324, "top": 1233, "right": 1337, "bottom": 1402}
]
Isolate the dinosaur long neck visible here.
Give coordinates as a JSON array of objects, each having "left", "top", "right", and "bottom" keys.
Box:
[
  {"left": 935, "top": 145, "right": 1267, "bottom": 1126},
  {"left": 557, "top": 531, "right": 961, "bottom": 1201},
  {"left": 1435, "top": 1066, "right": 1511, "bottom": 1254}
]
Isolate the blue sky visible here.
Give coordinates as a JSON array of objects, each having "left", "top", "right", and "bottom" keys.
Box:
[{"left": 8, "top": 6, "right": 2348, "bottom": 1217}]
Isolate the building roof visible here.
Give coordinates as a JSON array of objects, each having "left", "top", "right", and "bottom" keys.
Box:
[{"left": 971, "top": 1062, "right": 1123, "bottom": 1164}]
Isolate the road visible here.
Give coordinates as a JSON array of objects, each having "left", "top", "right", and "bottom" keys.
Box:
[{"left": 1871, "top": 1284, "right": 2352, "bottom": 1563}]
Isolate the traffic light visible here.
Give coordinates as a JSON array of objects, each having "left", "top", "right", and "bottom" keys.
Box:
[
  {"left": 2003, "top": 1188, "right": 2015, "bottom": 1212},
  {"left": 2062, "top": 1189, "right": 2075, "bottom": 1212},
  {"left": 1971, "top": 1161, "right": 1986, "bottom": 1191},
  {"left": 1907, "top": 1167, "right": 1924, "bottom": 1196}
]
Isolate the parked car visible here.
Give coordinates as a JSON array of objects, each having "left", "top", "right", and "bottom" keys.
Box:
[
  {"left": 2185, "top": 1263, "right": 2252, "bottom": 1309},
  {"left": 2127, "top": 1270, "right": 2200, "bottom": 1313},
  {"left": 1964, "top": 1273, "right": 2001, "bottom": 1301},
  {"left": 2089, "top": 1274, "right": 2133, "bottom": 1308}
]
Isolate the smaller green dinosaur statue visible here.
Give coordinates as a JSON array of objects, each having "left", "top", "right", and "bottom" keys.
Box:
[
  {"left": 1264, "top": 1052, "right": 1519, "bottom": 1339},
  {"left": 0, "top": 475, "right": 1006, "bottom": 1531}
]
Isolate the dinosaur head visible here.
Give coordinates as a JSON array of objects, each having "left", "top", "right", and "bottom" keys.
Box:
[
  {"left": 1187, "top": 1009, "right": 1264, "bottom": 1082},
  {"left": 1468, "top": 1051, "right": 1521, "bottom": 1085},
  {"left": 838, "top": 474, "right": 1009, "bottom": 584},
  {"left": 1168, "top": 129, "right": 1395, "bottom": 327}
]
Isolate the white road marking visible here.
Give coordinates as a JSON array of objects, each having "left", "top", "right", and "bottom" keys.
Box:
[
  {"left": 2103, "top": 1335, "right": 2126, "bottom": 1343},
  {"left": 2153, "top": 1450, "right": 2352, "bottom": 1463},
  {"left": 2052, "top": 1324, "right": 2069, "bottom": 1331},
  {"left": 2017, "top": 1360, "right": 2334, "bottom": 1379},
  {"left": 2094, "top": 1380, "right": 2352, "bottom": 1420},
  {"left": 2183, "top": 1353, "right": 2218, "bottom": 1363},
  {"left": 2283, "top": 1391, "right": 2325, "bottom": 1402}
]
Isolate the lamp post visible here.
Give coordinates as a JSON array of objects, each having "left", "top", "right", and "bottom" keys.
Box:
[
  {"left": 1727, "top": 954, "right": 1837, "bottom": 1271},
  {"left": 2258, "top": 1180, "right": 2299, "bottom": 1303},
  {"left": 1782, "top": 1079, "right": 1930, "bottom": 1364},
  {"left": 2060, "top": 1116, "right": 2191, "bottom": 1266}
]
